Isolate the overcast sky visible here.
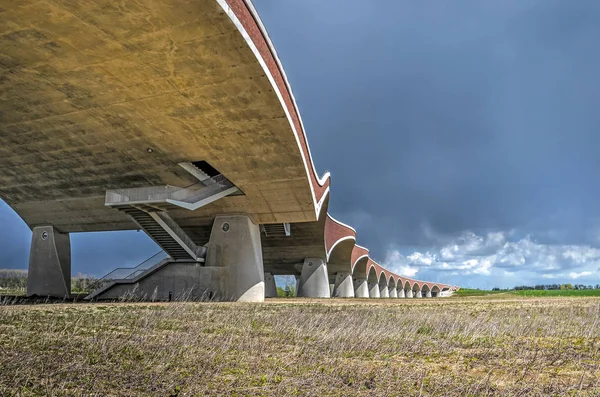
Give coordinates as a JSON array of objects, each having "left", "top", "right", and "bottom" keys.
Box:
[{"left": 2, "top": 0, "right": 600, "bottom": 288}]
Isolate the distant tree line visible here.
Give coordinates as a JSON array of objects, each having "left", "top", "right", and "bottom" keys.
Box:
[
  {"left": 0, "top": 269, "right": 27, "bottom": 291},
  {"left": 0, "top": 269, "right": 97, "bottom": 293},
  {"left": 492, "top": 284, "right": 600, "bottom": 291}
]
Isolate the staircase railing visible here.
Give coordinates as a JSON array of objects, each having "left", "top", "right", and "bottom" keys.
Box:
[
  {"left": 89, "top": 250, "right": 169, "bottom": 292},
  {"left": 105, "top": 174, "right": 238, "bottom": 209}
]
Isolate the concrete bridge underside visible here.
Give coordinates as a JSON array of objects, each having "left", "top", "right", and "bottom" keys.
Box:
[{"left": 0, "top": 0, "right": 456, "bottom": 301}]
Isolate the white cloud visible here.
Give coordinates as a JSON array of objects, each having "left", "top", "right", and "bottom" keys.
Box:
[
  {"left": 397, "top": 266, "right": 419, "bottom": 277},
  {"left": 384, "top": 230, "right": 600, "bottom": 283},
  {"left": 568, "top": 271, "right": 593, "bottom": 279},
  {"left": 384, "top": 250, "right": 419, "bottom": 277},
  {"left": 406, "top": 251, "right": 435, "bottom": 266}
]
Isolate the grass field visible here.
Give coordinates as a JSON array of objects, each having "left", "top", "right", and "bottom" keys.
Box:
[
  {"left": 1, "top": 296, "right": 599, "bottom": 396},
  {"left": 456, "top": 288, "right": 600, "bottom": 298}
]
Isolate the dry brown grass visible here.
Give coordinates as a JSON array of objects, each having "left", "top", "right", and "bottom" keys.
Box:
[{"left": 0, "top": 297, "right": 599, "bottom": 396}]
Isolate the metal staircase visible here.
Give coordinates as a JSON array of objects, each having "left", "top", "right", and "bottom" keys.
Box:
[
  {"left": 92, "top": 161, "right": 238, "bottom": 299},
  {"left": 120, "top": 208, "right": 205, "bottom": 260},
  {"left": 103, "top": 162, "right": 239, "bottom": 261}
]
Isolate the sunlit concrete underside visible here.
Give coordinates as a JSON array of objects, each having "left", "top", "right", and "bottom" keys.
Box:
[{"left": 0, "top": 0, "right": 317, "bottom": 232}]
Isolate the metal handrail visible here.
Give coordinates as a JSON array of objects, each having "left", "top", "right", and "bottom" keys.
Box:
[
  {"left": 89, "top": 250, "right": 169, "bottom": 291},
  {"left": 105, "top": 175, "right": 233, "bottom": 206}
]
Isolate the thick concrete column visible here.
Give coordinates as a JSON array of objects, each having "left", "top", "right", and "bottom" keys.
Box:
[
  {"left": 399, "top": 288, "right": 406, "bottom": 298},
  {"left": 294, "top": 275, "right": 300, "bottom": 297},
  {"left": 332, "top": 272, "right": 354, "bottom": 298},
  {"left": 27, "top": 226, "right": 71, "bottom": 298},
  {"left": 264, "top": 272, "right": 277, "bottom": 298},
  {"left": 354, "top": 278, "right": 369, "bottom": 298},
  {"left": 415, "top": 290, "right": 422, "bottom": 298},
  {"left": 297, "top": 258, "right": 330, "bottom": 298},
  {"left": 426, "top": 290, "right": 432, "bottom": 298},
  {"left": 380, "top": 284, "right": 389, "bottom": 298},
  {"left": 205, "top": 215, "right": 264, "bottom": 302},
  {"left": 389, "top": 288, "right": 398, "bottom": 298},
  {"left": 406, "top": 289, "right": 413, "bottom": 298},
  {"left": 329, "top": 283, "right": 335, "bottom": 296},
  {"left": 368, "top": 282, "right": 380, "bottom": 298}
]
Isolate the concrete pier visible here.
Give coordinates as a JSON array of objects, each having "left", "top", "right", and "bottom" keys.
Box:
[
  {"left": 426, "top": 290, "right": 432, "bottom": 298},
  {"left": 332, "top": 272, "right": 354, "bottom": 298},
  {"left": 415, "top": 290, "right": 422, "bottom": 298},
  {"left": 27, "top": 226, "right": 71, "bottom": 298},
  {"left": 389, "top": 287, "right": 398, "bottom": 298},
  {"left": 297, "top": 258, "right": 330, "bottom": 298},
  {"left": 399, "top": 288, "right": 406, "bottom": 298},
  {"left": 354, "top": 278, "right": 369, "bottom": 298},
  {"left": 294, "top": 275, "right": 300, "bottom": 297},
  {"left": 406, "top": 289, "right": 413, "bottom": 298},
  {"left": 205, "top": 215, "right": 264, "bottom": 302},
  {"left": 368, "top": 282, "right": 380, "bottom": 298},
  {"left": 379, "top": 284, "right": 389, "bottom": 298},
  {"left": 264, "top": 272, "right": 277, "bottom": 298}
]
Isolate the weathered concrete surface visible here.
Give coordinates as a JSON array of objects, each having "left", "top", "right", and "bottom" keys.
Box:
[
  {"left": 297, "top": 258, "right": 329, "bottom": 298},
  {"left": 354, "top": 277, "right": 368, "bottom": 298},
  {"left": 415, "top": 290, "right": 423, "bottom": 298},
  {"left": 426, "top": 290, "right": 432, "bottom": 298},
  {"left": 332, "top": 271, "right": 354, "bottom": 298},
  {"left": 0, "top": 0, "right": 326, "bottom": 233},
  {"left": 389, "top": 287, "right": 398, "bottom": 298},
  {"left": 406, "top": 289, "right": 414, "bottom": 298},
  {"left": 205, "top": 215, "right": 264, "bottom": 302},
  {"left": 264, "top": 272, "right": 277, "bottom": 298},
  {"left": 399, "top": 288, "right": 406, "bottom": 298},
  {"left": 27, "top": 226, "right": 71, "bottom": 298}
]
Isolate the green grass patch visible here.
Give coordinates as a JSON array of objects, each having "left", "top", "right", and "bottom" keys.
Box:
[{"left": 455, "top": 288, "right": 508, "bottom": 297}]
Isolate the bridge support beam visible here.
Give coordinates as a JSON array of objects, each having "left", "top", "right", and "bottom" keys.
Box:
[
  {"left": 206, "top": 215, "right": 264, "bottom": 302},
  {"left": 264, "top": 272, "right": 277, "bottom": 298},
  {"left": 406, "top": 289, "right": 413, "bottom": 298},
  {"left": 426, "top": 290, "right": 432, "bottom": 298},
  {"left": 297, "top": 258, "right": 330, "bottom": 298},
  {"left": 354, "top": 278, "right": 369, "bottom": 298},
  {"left": 399, "top": 288, "right": 406, "bottom": 298},
  {"left": 389, "top": 288, "right": 398, "bottom": 298},
  {"left": 332, "top": 272, "right": 354, "bottom": 298},
  {"left": 27, "top": 226, "right": 71, "bottom": 298},
  {"left": 379, "top": 284, "right": 389, "bottom": 298},
  {"left": 368, "top": 283, "right": 380, "bottom": 298},
  {"left": 415, "top": 290, "right": 422, "bottom": 298}
]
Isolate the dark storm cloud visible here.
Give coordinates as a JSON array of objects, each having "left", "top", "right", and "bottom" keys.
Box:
[{"left": 253, "top": 0, "right": 600, "bottom": 257}]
